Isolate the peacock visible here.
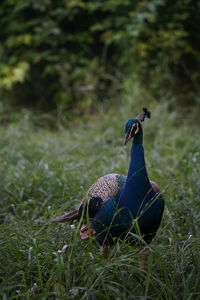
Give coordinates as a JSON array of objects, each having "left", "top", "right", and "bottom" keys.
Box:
[{"left": 51, "top": 108, "right": 164, "bottom": 253}]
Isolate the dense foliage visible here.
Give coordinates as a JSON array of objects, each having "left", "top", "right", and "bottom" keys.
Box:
[{"left": 0, "top": 0, "right": 199, "bottom": 112}]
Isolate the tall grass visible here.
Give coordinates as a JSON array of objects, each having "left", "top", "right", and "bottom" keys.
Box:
[{"left": 0, "top": 95, "right": 200, "bottom": 299}]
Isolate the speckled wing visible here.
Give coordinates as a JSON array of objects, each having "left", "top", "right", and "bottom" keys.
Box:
[
  {"left": 82, "top": 173, "right": 126, "bottom": 205},
  {"left": 50, "top": 173, "right": 126, "bottom": 223}
]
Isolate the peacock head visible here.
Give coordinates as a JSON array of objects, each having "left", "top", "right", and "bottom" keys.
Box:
[{"left": 124, "top": 108, "right": 151, "bottom": 145}]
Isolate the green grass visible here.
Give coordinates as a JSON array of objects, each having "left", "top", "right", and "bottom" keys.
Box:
[{"left": 0, "top": 96, "right": 200, "bottom": 299}]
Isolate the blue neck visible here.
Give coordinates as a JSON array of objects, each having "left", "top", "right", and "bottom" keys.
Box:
[{"left": 119, "top": 129, "right": 152, "bottom": 216}]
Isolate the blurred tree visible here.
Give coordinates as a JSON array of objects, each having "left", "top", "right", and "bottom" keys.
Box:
[
  {"left": 125, "top": 0, "right": 200, "bottom": 104},
  {"left": 0, "top": 0, "right": 199, "bottom": 113}
]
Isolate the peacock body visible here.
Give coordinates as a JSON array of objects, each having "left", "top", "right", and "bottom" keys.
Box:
[{"left": 90, "top": 109, "right": 165, "bottom": 246}]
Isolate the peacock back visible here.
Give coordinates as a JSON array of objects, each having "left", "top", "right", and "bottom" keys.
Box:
[{"left": 82, "top": 173, "right": 126, "bottom": 205}]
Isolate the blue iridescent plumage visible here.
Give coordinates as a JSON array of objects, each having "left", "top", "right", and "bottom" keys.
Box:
[{"left": 91, "top": 109, "right": 164, "bottom": 245}]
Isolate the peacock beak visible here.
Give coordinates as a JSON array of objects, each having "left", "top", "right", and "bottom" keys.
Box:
[{"left": 124, "top": 133, "right": 131, "bottom": 145}]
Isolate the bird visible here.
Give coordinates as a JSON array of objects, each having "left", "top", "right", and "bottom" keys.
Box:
[
  {"left": 86, "top": 108, "right": 165, "bottom": 250},
  {"left": 51, "top": 108, "right": 164, "bottom": 254}
]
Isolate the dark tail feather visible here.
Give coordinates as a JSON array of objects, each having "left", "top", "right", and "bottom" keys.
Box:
[{"left": 50, "top": 209, "right": 79, "bottom": 223}]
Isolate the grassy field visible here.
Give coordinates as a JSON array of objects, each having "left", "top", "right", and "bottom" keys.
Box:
[{"left": 0, "top": 95, "right": 200, "bottom": 299}]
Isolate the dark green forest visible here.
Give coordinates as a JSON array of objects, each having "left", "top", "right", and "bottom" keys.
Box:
[{"left": 0, "top": 0, "right": 200, "bottom": 113}]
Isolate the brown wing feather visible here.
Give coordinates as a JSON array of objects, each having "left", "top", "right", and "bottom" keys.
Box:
[
  {"left": 50, "top": 173, "right": 120, "bottom": 223},
  {"left": 82, "top": 173, "right": 120, "bottom": 204},
  {"left": 50, "top": 209, "right": 79, "bottom": 223}
]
